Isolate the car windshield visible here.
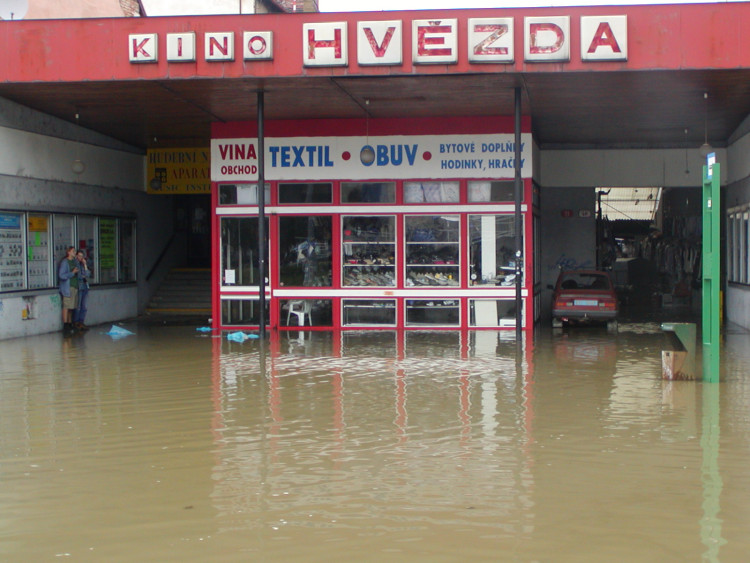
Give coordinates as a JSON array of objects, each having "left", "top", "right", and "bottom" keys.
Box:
[{"left": 559, "top": 272, "right": 610, "bottom": 291}]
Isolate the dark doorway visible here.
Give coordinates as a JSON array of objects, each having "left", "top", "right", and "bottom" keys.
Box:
[{"left": 175, "top": 195, "right": 211, "bottom": 268}]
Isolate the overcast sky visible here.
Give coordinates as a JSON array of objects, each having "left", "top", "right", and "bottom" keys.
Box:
[{"left": 143, "top": 0, "right": 740, "bottom": 17}]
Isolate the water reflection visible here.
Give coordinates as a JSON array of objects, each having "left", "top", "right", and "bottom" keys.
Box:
[{"left": 1, "top": 323, "right": 749, "bottom": 561}]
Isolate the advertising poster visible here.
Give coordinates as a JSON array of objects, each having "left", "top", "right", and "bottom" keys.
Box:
[
  {"left": 99, "top": 219, "right": 116, "bottom": 270},
  {"left": 147, "top": 148, "right": 210, "bottom": 194}
]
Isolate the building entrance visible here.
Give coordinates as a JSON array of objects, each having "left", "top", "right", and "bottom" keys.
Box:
[{"left": 175, "top": 195, "right": 211, "bottom": 268}]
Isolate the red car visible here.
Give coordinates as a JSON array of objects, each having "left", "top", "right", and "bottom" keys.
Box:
[{"left": 551, "top": 270, "right": 619, "bottom": 331}]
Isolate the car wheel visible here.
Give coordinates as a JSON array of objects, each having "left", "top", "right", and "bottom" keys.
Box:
[
  {"left": 606, "top": 319, "right": 618, "bottom": 333},
  {"left": 552, "top": 318, "right": 563, "bottom": 329}
]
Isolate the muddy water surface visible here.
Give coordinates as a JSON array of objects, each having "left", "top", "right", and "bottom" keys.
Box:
[{"left": 1, "top": 322, "right": 750, "bottom": 562}]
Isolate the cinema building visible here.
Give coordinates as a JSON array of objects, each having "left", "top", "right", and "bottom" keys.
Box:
[{"left": 2, "top": 3, "right": 750, "bottom": 338}]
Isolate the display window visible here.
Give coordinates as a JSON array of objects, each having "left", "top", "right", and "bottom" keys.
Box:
[
  {"left": 468, "top": 214, "right": 520, "bottom": 286},
  {"left": 222, "top": 297, "right": 269, "bottom": 326},
  {"left": 118, "top": 219, "right": 136, "bottom": 283},
  {"left": 0, "top": 212, "right": 25, "bottom": 291},
  {"left": 342, "top": 299, "right": 397, "bottom": 326},
  {"left": 403, "top": 181, "right": 460, "bottom": 204},
  {"left": 27, "top": 214, "right": 51, "bottom": 289},
  {"left": 280, "top": 298, "right": 333, "bottom": 327},
  {"left": 76, "top": 216, "right": 97, "bottom": 284},
  {"left": 0, "top": 211, "right": 133, "bottom": 293},
  {"left": 214, "top": 179, "right": 533, "bottom": 331},
  {"left": 278, "top": 182, "right": 332, "bottom": 204},
  {"left": 405, "top": 215, "right": 460, "bottom": 287},
  {"left": 279, "top": 216, "right": 332, "bottom": 288},
  {"left": 405, "top": 299, "right": 460, "bottom": 327},
  {"left": 341, "top": 182, "right": 396, "bottom": 204},
  {"left": 468, "top": 180, "right": 516, "bottom": 203},
  {"left": 218, "top": 183, "right": 270, "bottom": 206},
  {"left": 98, "top": 218, "right": 118, "bottom": 284},
  {"left": 342, "top": 215, "right": 396, "bottom": 287},
  {"left": 469, "top": 299, "right": 518, "bottom": 327},
  {"left": 221, "top": 216, "right": 269, "bottom": 287}
]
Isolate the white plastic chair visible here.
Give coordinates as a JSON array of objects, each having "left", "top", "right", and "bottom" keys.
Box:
[{"left": 287, "top": 300, "right": 312, "bottom": 326}]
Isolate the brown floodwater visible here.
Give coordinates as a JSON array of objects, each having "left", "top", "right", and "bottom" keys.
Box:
[{"left": 1, "top": 319, "right": 750, "bottom": 562}]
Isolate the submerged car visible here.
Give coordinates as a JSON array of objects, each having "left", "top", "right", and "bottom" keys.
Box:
[{"left": 551, "top": 270, "right": 619, "bottom": 331}]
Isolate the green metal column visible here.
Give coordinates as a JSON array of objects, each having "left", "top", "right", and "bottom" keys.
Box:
[{"left": 702, "top": 155, "right": 721, "bottom": 382}]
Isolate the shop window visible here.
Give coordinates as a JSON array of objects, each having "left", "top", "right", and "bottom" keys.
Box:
[
  {"left": 98, "top": 218, "right": 118, "bottom": 284},
  {"left": 218, "top": 183, "right": 270, "bottom": 205},
  {"left": 221, "top": 298, "right": 269, "bottom": 326},
  {"left": 405, "top": 215, "right": 460, "bottom": 287},
  {"left": 744, "top": 212, "right": 749, "bottom": 285},
  {"left": 469, "top": 299, "right": 518, "bottom": 327},
  {"left": 341, "top": 182, "right": 395, "bottom": 204},
  {"left": 280, "top": 298, "right": 333, "bottom": 327},
  {"left": 342, "top": 215, "right": 396, "bottom": 287},
  {"left": 468, "top": 181, "right": 515, "bottom": 203},
  {"left": 221, "top": 217, "right": 268, "bottom": 287},
  {"left": 405, "top": 299, "right": 460, "bottom": 326},
  {"left": 342, "top": 299, "right": 396, "bottom": 326},
  {"left": 77, "top": 216, "right": 97, "bottom": 284},
  {"left": 468, "top": 215, "right": 519, "bottom": 286},
  {"left": 118, "top": 219, "right": 136, "bottom": 283},
  {"left": 52, "top": 215, "right": 75, "bottom": 275},
  {"left": 278, "top": 182, "right": 332, "bottom": 204},
  {"left": 279, "top": 216, "right": 332, "bottom": 287},
  {"left": 0, "top": 212, "right": 25, "bottom": 291},
  {"left": 728, "top": 207, "right": 750, "bottom": 285},
  {"left": 404, "top": 181, "right": 460, "bottom": 203},
  {"left": 0, "top": 211, "right": 134, "bottom": 293},
  {"left": 27, "top": 214, "right": 51, "bottom": 289}
]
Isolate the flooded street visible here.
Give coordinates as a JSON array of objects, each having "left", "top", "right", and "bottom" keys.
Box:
[{"left": 2, "top": 321, "right": 750, "bottom": 562}]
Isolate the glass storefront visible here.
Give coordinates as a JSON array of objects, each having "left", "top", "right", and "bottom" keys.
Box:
[
  {"left": 215, "top": 178, "right": 533, "bottom": 331},
  {"left": 0, "top": 212, "right": 135, "bottom": 293}
]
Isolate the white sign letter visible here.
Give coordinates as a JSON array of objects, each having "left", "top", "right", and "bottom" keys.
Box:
[
  {"left": 413, "top": 19, "right": 458, "bottom": 65},
  {"left": 129, "top": 34, "right": 158, "bottom": 63},
  {"left": 524, "top": 16, "right": 570, "bottom": 62},
  {"left": 205, "top": 32, "right": 235, "bottom": 62},
  {"left": 167, "top": 33, "right": 195, "bottom": 62},
  {"left": 581, "top": 16, "right": 627, "bottom": 61},
  {"left": 303, "top": 22, "right": 348, "bottom": 67},
  {"left": 243, "top": 31, "right": 273, "bottom": 60},
  {"left": 468, "top": 18, "right": 514, "bottom": 63},
  {"left": 357, "top": 20, "right": 402, "bottom": 66}
]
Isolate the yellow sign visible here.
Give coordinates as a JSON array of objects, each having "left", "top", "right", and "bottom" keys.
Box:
[
  {"left": 28, "top": 215, "right": 48, "bottom": 232},
  {"left": 147, "top": 148, "right": 210, "bottom": 194}
]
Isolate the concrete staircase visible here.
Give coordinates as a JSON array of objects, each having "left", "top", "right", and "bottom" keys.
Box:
[{"left": 146, "top": 268, "right": 211, "bottom": 316}]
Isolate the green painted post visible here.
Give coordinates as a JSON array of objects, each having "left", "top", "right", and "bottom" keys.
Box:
[{"left": 702, "top": 156, "right": 721, "bottom": 383}]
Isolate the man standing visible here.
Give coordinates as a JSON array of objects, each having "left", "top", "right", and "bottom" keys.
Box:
[
  {"left": 58, "top": 246, "right": 79, "bottom": 333},
  {"left": 73, "top": 249, "right": 92, "bottom": 331}
]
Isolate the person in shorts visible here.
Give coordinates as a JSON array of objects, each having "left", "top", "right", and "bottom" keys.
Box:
[{"left": 58, "top": 246, "right": 80, "bottom": 333}]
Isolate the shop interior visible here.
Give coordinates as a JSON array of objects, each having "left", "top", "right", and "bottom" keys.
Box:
[{"left": 596, "top": 186, "right": 702, "bottom": 315}]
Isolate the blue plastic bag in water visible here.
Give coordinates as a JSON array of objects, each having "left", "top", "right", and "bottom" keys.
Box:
[
  {"left": 226, "top": 331, "right": 259, "bottom": 343},
  {"left": 105, "top": 325, "right": 135, "bottom": 339}
]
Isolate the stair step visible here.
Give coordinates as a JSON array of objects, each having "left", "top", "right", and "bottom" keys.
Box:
[{"left": 148, "top": 267, "right": 211, "bottom": 314}]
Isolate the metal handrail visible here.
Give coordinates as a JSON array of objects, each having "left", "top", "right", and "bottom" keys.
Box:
[{"left": 145, "top": 233, "right": 176, "bottom": 281}]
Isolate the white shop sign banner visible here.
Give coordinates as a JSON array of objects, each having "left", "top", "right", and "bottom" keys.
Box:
[{"left": 211, "top": 134, "right": 532, "bottom": 182}]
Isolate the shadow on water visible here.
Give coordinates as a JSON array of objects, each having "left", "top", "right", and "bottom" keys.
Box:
[{"left": 0, "top": 318, "right": 748, "bottom": 561}]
